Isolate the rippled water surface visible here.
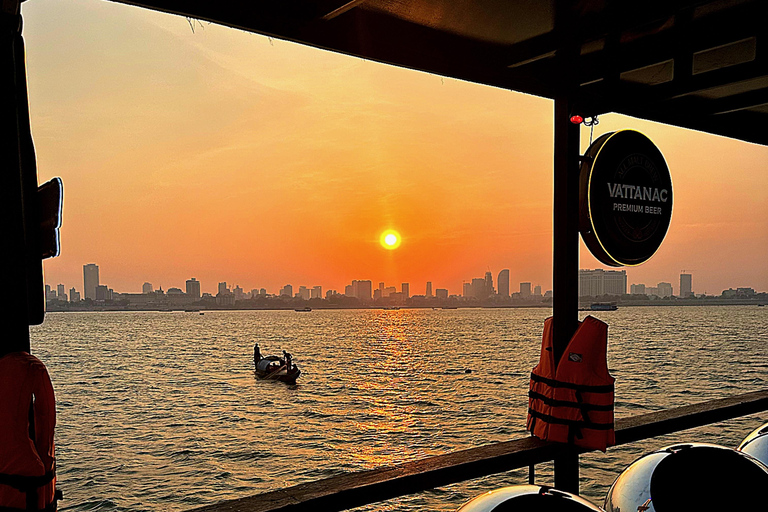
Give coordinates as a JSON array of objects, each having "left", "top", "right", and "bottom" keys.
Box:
[{"left": 30, "top": 306, "right": 768, "bottom": 511}]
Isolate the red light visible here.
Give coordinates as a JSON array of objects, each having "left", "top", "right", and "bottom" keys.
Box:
[{"left": 570, "top": 115, "right": 584, "bottom": 124}]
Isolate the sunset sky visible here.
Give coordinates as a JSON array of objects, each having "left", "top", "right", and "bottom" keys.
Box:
[{"left": 24, "top": 0, "right": 768, "bottom": 297}]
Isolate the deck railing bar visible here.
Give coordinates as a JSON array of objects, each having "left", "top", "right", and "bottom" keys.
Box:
[{"left": 190, "top": 389, "right": 768, "bottom": 512}]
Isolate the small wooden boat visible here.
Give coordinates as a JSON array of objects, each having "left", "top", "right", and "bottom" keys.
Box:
[{"left": 254, "top": 346, "right": 300, "bottom": 384}]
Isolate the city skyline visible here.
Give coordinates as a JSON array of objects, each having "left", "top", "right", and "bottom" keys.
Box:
[
  {"left": 27, "top": 1, "right": 768, "bottom": 299},
  {"left": 46, "top": 262, "right": 764, "bottom": 302}
]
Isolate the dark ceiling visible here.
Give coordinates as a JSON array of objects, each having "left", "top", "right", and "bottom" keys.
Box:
[{"left": 111, "top": 0, "right": 768, "bottom": 146}]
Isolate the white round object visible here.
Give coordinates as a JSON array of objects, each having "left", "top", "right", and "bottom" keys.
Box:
[
  {"left": 458, "top": 484, "right": 603, "bottom": 512},
  {"left": 737, "top": 422, "right": 768, "bottom": 467},
  {"left": 604, "top": 442, "right": 768, "bottom": 512}
]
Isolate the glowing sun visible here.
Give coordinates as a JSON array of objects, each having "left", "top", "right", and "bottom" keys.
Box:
[{"left": 379, "top": 229, "right": 401, "bottom": 250}]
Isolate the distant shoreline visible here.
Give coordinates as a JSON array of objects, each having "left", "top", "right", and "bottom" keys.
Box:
[{"left": 44, "top": 298, "right": 766, "bottom": 313}]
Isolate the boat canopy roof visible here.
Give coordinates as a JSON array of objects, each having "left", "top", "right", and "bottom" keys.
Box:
[
  {"left": 109, "top": 0, "right": 768, "bottom": 147},
  {"left": 257, "top": 358, "right": 281, "bottom": 371}
]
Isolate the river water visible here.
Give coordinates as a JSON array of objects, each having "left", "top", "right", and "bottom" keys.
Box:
[{"left": 29, "top": 306, "right": 768, "bottom": 511}]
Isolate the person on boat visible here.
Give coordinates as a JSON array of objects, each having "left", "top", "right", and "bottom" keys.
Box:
[
  {"left": 253, "top": 343, "right": 261, "bottom": 366},
  {"left": 283, "top": 350, "right": 292, "bottom": 372}
]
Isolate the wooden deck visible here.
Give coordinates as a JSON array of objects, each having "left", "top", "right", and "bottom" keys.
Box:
[{"left": 191, "top": 389, "right": 768, "bottom": 512}]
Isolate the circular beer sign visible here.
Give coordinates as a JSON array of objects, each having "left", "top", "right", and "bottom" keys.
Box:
[{"left": 579, "top": 130, "right": 672, "bottom": 266}]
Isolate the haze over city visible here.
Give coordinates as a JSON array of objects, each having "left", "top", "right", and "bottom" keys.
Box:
[{"left": 25, "top": 0, "right": 768, "bottom": 298}]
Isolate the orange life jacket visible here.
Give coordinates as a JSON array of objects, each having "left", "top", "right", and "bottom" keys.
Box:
[
  {"left": 526, "top": 316, "right": 615, "bottom": 452},
  {"left": 0, "top": 352, "right": 59, "bottom": 511}
]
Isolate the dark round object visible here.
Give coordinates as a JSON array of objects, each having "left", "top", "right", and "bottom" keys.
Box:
[
  {"left": 458, "top": 485, "right": 603, "bottom": 512},
  {"left": 579, "top": 130, "right": 673, "bottom": 267},
  {"left": 737, "top": 422, "right": 768, "bottom": 467},
  {"left": 605, "top": 443, "right": 768, "bottom": 512}
]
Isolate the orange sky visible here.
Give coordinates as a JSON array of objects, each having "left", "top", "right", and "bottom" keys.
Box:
[{"left": 24, "top": 0, "right": 768, "bottom": 297}]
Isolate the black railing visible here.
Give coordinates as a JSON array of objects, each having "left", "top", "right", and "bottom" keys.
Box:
[{"left": 190, "top": 389, "right": 768, "bottom": 512}]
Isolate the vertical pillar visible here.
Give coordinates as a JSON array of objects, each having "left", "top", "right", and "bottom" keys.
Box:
[
  {"left": 1, "top": 2, "right": 40, "bottom": 356},
  {"left": 552, "top": 95, "right": 581, "bottom": 493}
]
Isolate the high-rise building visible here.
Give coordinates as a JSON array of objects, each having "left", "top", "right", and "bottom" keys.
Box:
[
  {"left": 630, "top": 283, "right": 646, "bottom": 295},
  {"left": 435, "top": 288, "right": 448, "bottom": 299},
  {"left": 498, "top": 269, "right": 510, "bottom": 297},
  {"left": 520, "top": 282, "right": 532, "bottom": 297},
  {"left": 426, "top": 281, "right": 433, "bottom": 297},
  {"left": 218, "top": 282, "right": 229, "bottom": 295},
  {"left": 280, "top": 284, "right": 293, "bottom": 297},
  {"left": 83, "top": 263, "right": 99, "bottom": 300},
  {"left": 680, "top": 273, "right": 692, "bottom": 298},
  {"left": 186, "top": 278, "right": 201, "bottom": 299},
  {"left": 578, "top": 269, "right": 627, "bottom": 296},
  {"left": 57, "top": 284, "right": 65, "bottom": 299},
  {"left": 298, "top": 286, "right": 310, "bottom": 300},
  {"left": 311, "top": 286, "right": 322, "bottom": 299},
  {"left": 69, "top": 287, "right": 80, "bottom": 302},
  {"left": 463, "top": 282, "right": 471, "bottom": 297},
  {"left": 471, "top": 278, "right": 486, "bottom": 299},
  {"left": 142, "top": 282, "right": 153, "bottom": 294},
  {"left": 657, "top": 282, "right": 673, "bottom": 297},
  {"left": 354, "top": 280, "right": 372, "bottom": 301},
  {"left": 95, "top": 284, "right": 109, "bottom": 301},
  {"left": 484, "top": 271, "right": 494, "bottom": 296},
  {"left": 402, "top": 283, "right": 410, "bottom": 298},
  {"left": 533, "top": 285, "right": 542, "bottom": 296}
]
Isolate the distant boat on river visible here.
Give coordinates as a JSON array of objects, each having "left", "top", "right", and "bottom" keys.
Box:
[
  {"left": 589, "top": 302, "right": 618, "bottom": 311},
  {"left": 295, "top": 306, "right": 312, "bottom": 312}
]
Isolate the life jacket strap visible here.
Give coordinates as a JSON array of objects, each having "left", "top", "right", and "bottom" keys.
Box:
[
  {"left": 527, "top": 408, "right": 614, "bottom": 430},
  {"left": 528, "top": 391, "right": 613, "bottom": 411},
  {"left": 530, "top": 372, "right": 614, "bottom": 393}
]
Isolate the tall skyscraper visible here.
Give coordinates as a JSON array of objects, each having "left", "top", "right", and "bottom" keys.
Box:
[
  {"left": 142, "top": 282, "right": 153, "bottom": 294},
  {"left": 57, "top": 284, "right": 65, "bottom": 299},
  {"left": 680, "top": 273, "right": 692, "bottom": 298},
  {"left": 533, "top": 285, "right": 542, "bottom": 296},
  {"left": 83, "top": 264, "right": 99, "bottom": 300},
  {"left": 484, "top": 271, "right": 494, "bottom": 296},
  {"left": 401, "top": 283, "right": 410, "bottom": 298},
  {"left": 218, "top": 282, "right": 229, "bottom": 295},
  {"left": 520, "top": 282, "right": 532, "bottom": 297},
  {"left": 311, "top": 286, "right": 322, "bottom": 299},
  {"left": 186, "top": 278, "right": 201, "bottom": 299},
  {"left": 498, "top": 269, "right": 510, "bottom": 297},
  {"left": 280, "top": 284, "right": 293, "bottom": 297},
  {"left": 426, "top": 281, "right": 433, "bottom": 297},
  {"left": 69, "top": 287, "right": 80, "bottom": 302}
]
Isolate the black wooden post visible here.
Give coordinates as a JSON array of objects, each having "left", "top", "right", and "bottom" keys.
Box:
[
  {"left": 0, "top": 1, "right": 39, "bottom": 356},
  {"left": 552, "top": 94, "right": 581, "bottom": 493}
]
